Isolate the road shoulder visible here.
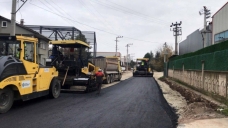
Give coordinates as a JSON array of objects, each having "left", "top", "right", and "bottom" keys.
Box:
[{"left": 153, "top": 72, "right": 228, "bottom": 128}]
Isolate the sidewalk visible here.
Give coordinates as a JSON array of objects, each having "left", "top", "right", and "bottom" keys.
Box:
[{"left": 153, "top": 72, "right": 228, "bottom": 128}]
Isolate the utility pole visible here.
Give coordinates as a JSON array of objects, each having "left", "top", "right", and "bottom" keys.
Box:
[
  {"left": 170, "top": 21, "right": 182, "bottom": 55},
  {"left": 10, "top": 0, "right": 28, "bottom": 36},
  {"left": 163, "top": 42, "right": 168, "bottom": 63},
  {"left": 115, "top": 36, "right": 123, "bottom": 56},
  {"left": 199, "top": 6, "right": 211, "bottom": 47},
  {"left": 11, "top": 0, "right": 17, "bottom": 36},
  {"left": 126, "top": 43, "right": 133, "bottom": 71}
]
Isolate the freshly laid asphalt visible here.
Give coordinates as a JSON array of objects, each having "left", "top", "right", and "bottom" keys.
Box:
[{"left": 0, "top": 76, "right": 177, "bottom": 128}]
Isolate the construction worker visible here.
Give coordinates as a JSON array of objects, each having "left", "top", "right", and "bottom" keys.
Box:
[
  {"left": 95, "top": 68, "right": 104, "bottom": 95},
  {"left": 16, "top": 45, "right": 21, "bottom": 58}
]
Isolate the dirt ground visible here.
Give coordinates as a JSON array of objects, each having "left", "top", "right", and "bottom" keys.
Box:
[{"left": 154, "top": 72, "right": 227, "bottom": 124}]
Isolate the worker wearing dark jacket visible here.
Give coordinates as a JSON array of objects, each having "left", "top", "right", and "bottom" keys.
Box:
[{"left": 95, "top": 69, "right": 104, "bottom": 94}]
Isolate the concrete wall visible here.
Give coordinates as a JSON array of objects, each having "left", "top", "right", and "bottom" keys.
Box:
[
  {"left": 168, "top": 66, "right": 228, "bottom": 98},
  {"left": 0, "top": 18, "right": 49, "bottom": 65},
  {"left": 212, "top": 3, "right": 228, "bottom": 44}
]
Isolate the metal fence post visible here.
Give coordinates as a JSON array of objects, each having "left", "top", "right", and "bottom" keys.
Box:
[{"left": 201, "top": 60, "right": 205, "bottom": 90}]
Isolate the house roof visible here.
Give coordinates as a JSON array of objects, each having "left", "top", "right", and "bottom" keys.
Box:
[
  {"left": 0, "top": 15, "right": 50, "bottom": 41},
  {"left": 212, "top": 2, "right": 228, "bottom": 18},
  {"left": 25, "top": 25, "right": 81, "bottom": 32}
]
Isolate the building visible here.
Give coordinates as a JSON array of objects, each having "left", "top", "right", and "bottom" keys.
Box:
[
  {"left": 179, "top": 25, "right": 212, "bottom": 55},
  {"left": 0, "top": 15, "right": 50, "bottom": 65},
  {"left": 179, "top": 29, "right": 203, "bottom": 55},
  {"left": 212, "top": 2, "right": 228, "bottom": 44}
]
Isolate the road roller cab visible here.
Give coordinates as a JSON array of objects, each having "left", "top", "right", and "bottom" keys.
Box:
[{"left": 0, "top": 36, "right": 60, "bottom": 114}]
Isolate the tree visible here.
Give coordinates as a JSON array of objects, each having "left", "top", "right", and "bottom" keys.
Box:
[
  {"left": 155, "top": 51, "right": 160, "bottom": 61},
  {"left": 149, "top": 51, "right": 154, "bottom": 60},
  {"left": 151, "top": 43, "right": 174, "bottom": 71},
  {"left": 144, "top": 53, "right": 151, "bottom": 59},
  {"left": 76, "top": 33, "right": 87, "bottom": 43},
  {"left": 144, "top": 51, "right": 154, "bottom": 61}
]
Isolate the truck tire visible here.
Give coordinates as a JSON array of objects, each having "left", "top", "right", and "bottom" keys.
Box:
[
  {"left": 113, "top": 75, "right": 116, "bottom": 82},
  {"left": 105, "top": 75, "right": 110, "bottom": 84},
  {"left": 49, "top": 78, "right": 61, "bottom": 99},
  {"left": 0, "top": 87, "right": 14, "bottom": 114},
  {"left": 110, "top": 75, "right": 113, "bottom": 83},
  {"left": 117, "top": 74, "right": 122, "bottom": 81}
]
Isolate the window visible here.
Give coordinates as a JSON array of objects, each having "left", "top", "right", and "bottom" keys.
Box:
[
  {"left": 219, "top": 32, "right": 225, "bottom": 39},
  {"left": 214, "top": 34, "right": 219, "bottom": 42},
  {"left": 1, "top": 21, "right": 7, "bottom": 27},
  {"left": 214, "top": 30, "right": 228, "bottom": 43},
  {"left": 225, "top": 31, "right": 228, "bottom": 39},
  {"left": 39, "top": 40, "right": 46, "bottom": 50},
  {"left": 0, "top": 40, "right": 20, "bottom": 58},
  {"left": 24, "top": 41, "right": 35, "bottom": 63}
]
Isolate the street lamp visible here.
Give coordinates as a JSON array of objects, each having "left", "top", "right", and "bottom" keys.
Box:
[{"left": 115, "top": 36, "right": 123, "bottom": 56}]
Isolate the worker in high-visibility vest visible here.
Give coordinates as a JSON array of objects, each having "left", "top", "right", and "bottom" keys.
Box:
[
  {"left": 16, "top": 44, "right": 21, "bottom": 58},
  {"left": 16, "top": 51, "right": 20, "bottom": 58}
]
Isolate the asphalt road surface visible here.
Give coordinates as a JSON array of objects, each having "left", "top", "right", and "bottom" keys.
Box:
[{"left": 0, "top": 77, "right": 177, "bottom": 128}]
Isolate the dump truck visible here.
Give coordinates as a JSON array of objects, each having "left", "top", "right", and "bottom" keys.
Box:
[
  {"left": 46, "top": 40, "right": 98, "bottom": 92},
  {"left": 89, "top": 56, "right": 122, "bottom": 84},
  {"left": 133, "top": 58, "right": 153, "bottom": 77},
  {"left": 0, "top": 36, "right": 60, "bottom": 113}
]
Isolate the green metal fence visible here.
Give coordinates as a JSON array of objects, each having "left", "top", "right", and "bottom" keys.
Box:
[{"left": 168, "top": 40, "right": 228, "bottom": 71}]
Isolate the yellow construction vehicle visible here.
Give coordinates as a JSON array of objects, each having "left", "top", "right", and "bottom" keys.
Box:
[
  {"left": 46, "top": 40, "right": 98, "bottom": 92},
  {"left": 0, "top": 36, "right": 60, "bottom": 114},
  {"left": 133, "top": 58, "right": 153, "bottom": 77}
]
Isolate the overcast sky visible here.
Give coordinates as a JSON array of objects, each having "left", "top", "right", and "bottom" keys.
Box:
[{"left": 0, "top": 0, "right": 227, "bottom": 59}]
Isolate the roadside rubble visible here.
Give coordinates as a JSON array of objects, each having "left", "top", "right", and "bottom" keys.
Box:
[{"left": 154, "top": 72, "right": 227, "bottom": 124}]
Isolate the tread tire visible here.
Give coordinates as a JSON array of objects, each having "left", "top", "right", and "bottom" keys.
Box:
[
  {"left": 49, "top": 78, "right": 61, "bottom": 99},
  {"left": 0, "top": 87, "right": 14, "bottom": 114}
]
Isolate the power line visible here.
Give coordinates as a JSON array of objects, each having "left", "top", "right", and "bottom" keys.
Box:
[
  {"left": 43, "top": 0, "right": 86, "bottom": 30},
  {"left": 47, "top": 0, "right": 88, "bottom": 30},
  {"left": 86, "top": 0, "right": 115, "bottom": 33},
  {"left": 106, "top": 0, "right": 170, "bottom": 24},
  {"left": 90, "top": 0, "right": 169, "bottom": 26},
  {"left": 78, "top": 0, "right": 113, "bottom": 32},
  {"left": 29, "top": 2, "right": 160, "bottom": 44}
]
